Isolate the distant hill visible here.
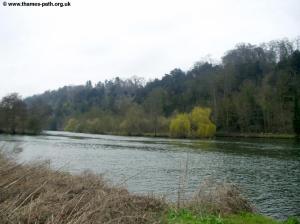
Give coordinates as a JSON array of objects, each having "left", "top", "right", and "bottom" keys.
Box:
[{"left": 24, "top": 38, "right": 300, "bottom": 136}]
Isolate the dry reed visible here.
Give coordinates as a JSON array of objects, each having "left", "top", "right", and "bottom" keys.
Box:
[
  {"left": 185, "top": 178, "right": 254, "bottom": 215},
  {"left": 0, "top": 151, "right": 254, "bottom": 223},
  {"left": 0, "top": 153, "right": 166, "bottom": 224}
]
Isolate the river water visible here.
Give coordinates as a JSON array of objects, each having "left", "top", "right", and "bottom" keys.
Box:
[{"left": 0, "top": 131, "right": 299, "bottom": 219}]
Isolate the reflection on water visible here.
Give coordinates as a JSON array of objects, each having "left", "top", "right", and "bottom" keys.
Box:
[{"left": 0, "top": 131, "right": 299, "bottom": 219}]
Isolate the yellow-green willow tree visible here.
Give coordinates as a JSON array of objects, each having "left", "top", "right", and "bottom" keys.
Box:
[
  {"left": 169, "top": 113, "right": 191, "bottom": 138},
  {"left": 169, "top": 107, "right": 216, "bottom": 138},
  {"left": 190, "top": 107, "right": 216, "bottom": 138}
]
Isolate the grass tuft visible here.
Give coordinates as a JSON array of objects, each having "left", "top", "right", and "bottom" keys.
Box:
[{"left": 183, "top": 179, "right": 254, "bottom": 216}]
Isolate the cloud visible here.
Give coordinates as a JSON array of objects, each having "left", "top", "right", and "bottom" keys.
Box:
[{"left": 0, "top": 0, "right": 299, "bottom": 98}]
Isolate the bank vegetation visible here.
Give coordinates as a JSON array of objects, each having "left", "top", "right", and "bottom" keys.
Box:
[{"left": 0, "top": 152, "right": 298, "bottom": 224}]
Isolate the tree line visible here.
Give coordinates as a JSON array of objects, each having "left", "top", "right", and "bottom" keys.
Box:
[
  {"left": 1, "top": 38, "right": 300, "bottom": 137},
  {"left": 0, "top": 93, "right": 51, "bottom": 134}
]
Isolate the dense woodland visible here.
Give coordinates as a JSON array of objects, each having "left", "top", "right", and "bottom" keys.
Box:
[{"left": 1, "top": 38, "right": 300, "bottom": 136}]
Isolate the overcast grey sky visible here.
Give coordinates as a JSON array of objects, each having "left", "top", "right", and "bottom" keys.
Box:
[{"left": 0, "top": 0, "right": 299, "bottom": 98}]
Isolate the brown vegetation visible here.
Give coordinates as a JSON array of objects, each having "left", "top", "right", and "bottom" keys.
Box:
[
  {"left": 0, "top": 153, "right": 166, "bottom": 224},
  {"left": 0, "top": 152, "right": 255, "bottom": 223},
  {"left": 185, "top": 179, "right": 254, "bottom": 215}
]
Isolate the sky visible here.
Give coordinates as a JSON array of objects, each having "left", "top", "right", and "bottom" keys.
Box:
[{"left": 0, "top": 0, "right": 299, "bottom": 98}]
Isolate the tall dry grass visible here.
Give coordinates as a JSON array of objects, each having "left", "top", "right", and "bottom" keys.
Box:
[
  {"left": 0, "top": 151, "right": 254, "bottom": 223},
  {"left": 184, "top": 178, "right": 254, "bottom": 215},
  {"left": 0, "top": 153, "right": 166, "bottom": 224},
  {"left": 174, "top": 154, "right": 254, "bottom": 216}
]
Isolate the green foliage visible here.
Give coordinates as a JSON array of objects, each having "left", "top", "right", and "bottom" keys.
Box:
[
  {"left": 166, "top": 209, "right": 223, "bottom": 224},
  {"left": 22, "top": 38, "right": 300, "bottom": 136},
  {"left": 223, "top": 213, "right": 299, "bottom": 224},
  {"left": 190, "top": 107, "right": 216, "bottom": 138},
  {"left": 0, "top": 93, "right": 49, "bottom": 134},
  {"left": 63, "top": 103, "right": 168, "bottom": 136},
  {"left": 291, "top": 51, "right": 300, "bottom": 136},
  {"left": 64, "top": 118, "right": 80, "bottom": 132},
  {"left": 283, "top": 217, "right": 300, "bottom": 224},
  {"left": 0, "top": 93, "right": 27, "bottom": 134},
  {"left": 144, "top": 88, "right": 166, "bottom": 136},
  {"left": 165, "top": 210, "right": 299, "bottom": 224},
  {"left": 169, "top": 114, "right": 191, "bottom": 138},
  {"left": 169, "top": 107, "right": 216, "bottom": 138},
  {"left": 64, "top": 111, "right": 121, "bottom": 134},
  {"left": 120, "top": 104, "right": 146, "bottom": 135},
  {"left": 222, "top": 213, "right": 278, "bottom": 224},
  {"left": 157, "top": 116, "right": 171, "bottom": 134},
  {"left": 294, "top": 96, "right": 300, "bottom": 136},
  {"left": 26, "top": 117, "right": 43, "bottom": 134}
]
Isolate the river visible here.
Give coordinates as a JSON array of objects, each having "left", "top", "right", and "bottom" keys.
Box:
[{"left": 0, "top": 131, "right": 299, "bottom": 219}]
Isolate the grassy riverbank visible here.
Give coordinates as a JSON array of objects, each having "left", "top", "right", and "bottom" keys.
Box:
[
  {"left": 165, "top": 210, "right": 299, "bottom": 224},
  {"left": 0, "top": 153, "right": 298, "bottom": 224}
]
